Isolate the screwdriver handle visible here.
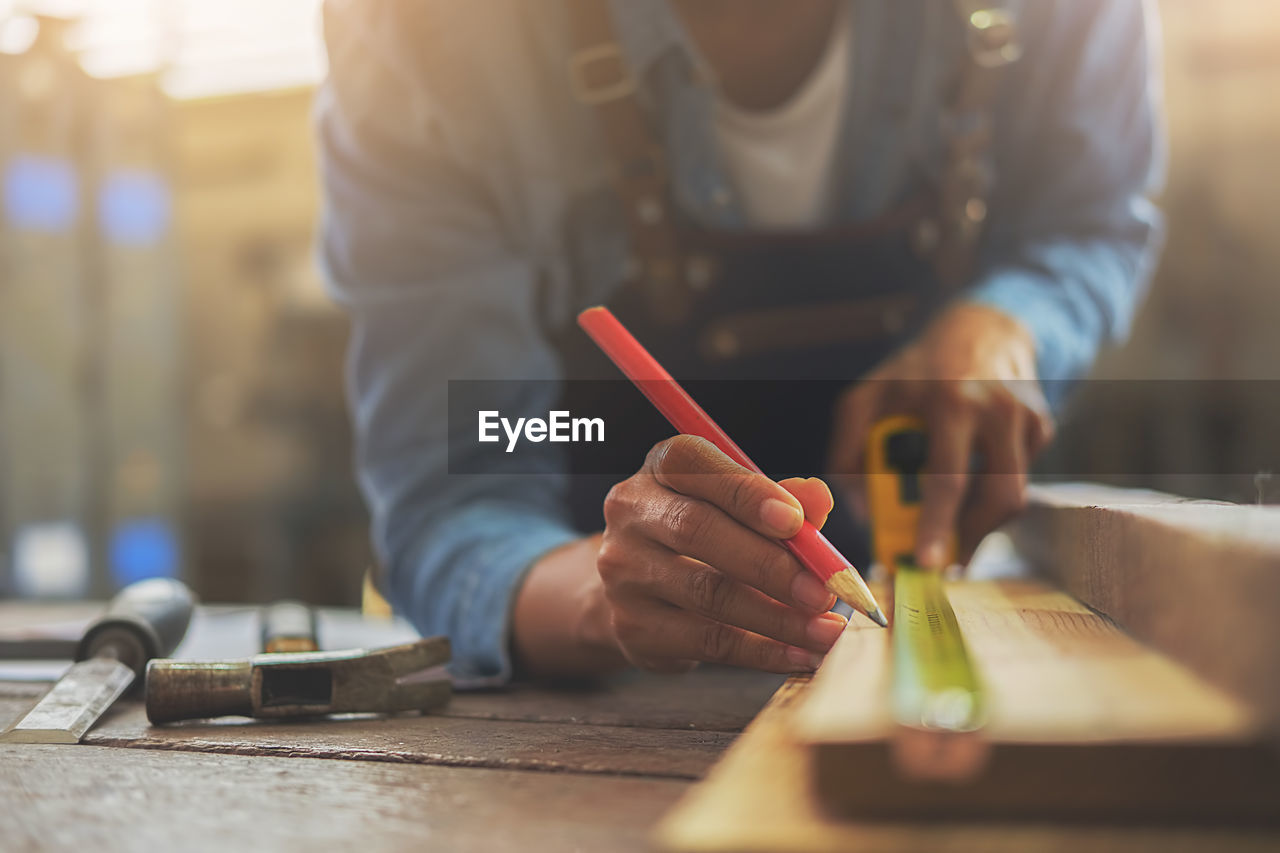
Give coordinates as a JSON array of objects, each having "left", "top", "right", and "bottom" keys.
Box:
[{"left": 76, "top": 578, "right": 197, "bottom": 679}]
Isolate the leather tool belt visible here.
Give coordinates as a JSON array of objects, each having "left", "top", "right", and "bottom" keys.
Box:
[{"left": 563, "top": 0, "right": 1021, "bottom": 362}]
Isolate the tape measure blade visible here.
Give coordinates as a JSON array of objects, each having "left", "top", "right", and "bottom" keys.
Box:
[{"left": 891, "top": 562, "right": 985, "bottom": 733}]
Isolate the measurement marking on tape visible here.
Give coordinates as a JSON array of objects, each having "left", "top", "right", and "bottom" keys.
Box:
[{"left": 891, "top": 561, "right": 986, "bottom": 733}]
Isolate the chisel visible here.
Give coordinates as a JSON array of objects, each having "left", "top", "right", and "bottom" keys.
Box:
[{"left": 0, "top": 577, "right": 196, "bottom": 743}]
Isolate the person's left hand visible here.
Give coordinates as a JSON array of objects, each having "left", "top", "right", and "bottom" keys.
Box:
[{"left": 827, "top": 303, "right": 1055, "bottom": 567}]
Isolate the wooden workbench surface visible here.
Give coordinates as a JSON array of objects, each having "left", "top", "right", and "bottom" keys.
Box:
[
  {"left": 0, "top": 601, "right": 783, "bottom": 852},
  {"left": 5, "top": 744, "right": 689, "bottom": 853},
  {"left": 6, "top": 517, "right": 1278, "bottom": 853}
]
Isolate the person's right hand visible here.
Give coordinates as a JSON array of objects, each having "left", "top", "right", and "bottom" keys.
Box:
[{"left": 596, "top": 434, "right": 850, "bottom": 674}]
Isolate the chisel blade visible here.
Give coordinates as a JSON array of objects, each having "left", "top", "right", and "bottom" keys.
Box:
[{"left": 0, "top": 657, "right": 135, "bottom": 743}]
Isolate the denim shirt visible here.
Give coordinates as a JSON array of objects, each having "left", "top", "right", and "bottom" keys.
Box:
[{"left": 316, "top": 0, "right": 1165, "bottom": 684}]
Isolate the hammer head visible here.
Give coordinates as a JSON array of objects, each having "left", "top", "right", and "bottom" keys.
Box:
[{"left": 145, "top": 637, "right": 451, "bottom": 724}]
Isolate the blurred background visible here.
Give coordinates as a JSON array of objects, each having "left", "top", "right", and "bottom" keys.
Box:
[{"left": 0, "top": 0, "right": 1275, "bottom": 604}]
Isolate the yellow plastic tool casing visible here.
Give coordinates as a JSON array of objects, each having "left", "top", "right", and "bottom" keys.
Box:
[{"left": 865, "top": 416, "right": 957, "bottom": 574}]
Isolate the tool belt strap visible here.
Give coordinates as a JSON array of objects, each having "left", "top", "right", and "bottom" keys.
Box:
[
  {"left": 929, "top": 0, "right": 1023, "bottom": 289},
  {"left": 563, "top": 0, "right": 1020, "bottom": 315},
  {"left": 565, "top": 0, "right": 690, "bottom": 324}
]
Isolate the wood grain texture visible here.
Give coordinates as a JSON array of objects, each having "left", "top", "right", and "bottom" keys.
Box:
[
  {"left": 798, "top": 580, "right": 1255, "bottom": 744},
  {"left": 657, "top": 678, "right": 1280, "bottom": 853},
  {"left": 85, "top": 705, "right": 731, "bottom": 778},
  {"left": 0, "top": 695, "right": 729, "bottom": 779},
  {"left": 792, "top": 578, "right": 1279, "bottom": 820},
  {"left": 0, "top": 658, "right": 776, "bottom": 851},
  {"left": 440, "top": 667, "right": 784, "bottom": 732},
  {"left": 1010, "top": 485, "right": 1280, "bottom": 741},
  {"left": 1, "top": 668, "right": 778, "bottom": 779},
  {"left": 1, "top": 743, "right": 687, "bottom": 853}
]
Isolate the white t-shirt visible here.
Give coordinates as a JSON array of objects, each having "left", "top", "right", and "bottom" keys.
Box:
[{"left": 711, "top": 8, "right": 851, "bottom": 229}]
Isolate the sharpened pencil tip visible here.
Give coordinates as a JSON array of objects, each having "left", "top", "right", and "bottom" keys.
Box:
[{"left": 823, "top": 568, "right": 887, "bottom": 628}]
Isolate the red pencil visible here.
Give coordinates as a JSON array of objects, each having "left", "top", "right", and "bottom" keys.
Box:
[{"left": 578, "top": 306, "right": 887, "bottom": 627}]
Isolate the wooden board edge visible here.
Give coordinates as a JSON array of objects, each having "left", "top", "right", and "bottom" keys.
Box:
[{"left": 1010, "top": 485, "right": 1280, "bottom": 742}]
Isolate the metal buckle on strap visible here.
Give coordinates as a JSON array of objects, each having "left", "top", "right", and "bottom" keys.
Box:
[
  {"left": 964, "top": 8, "right": 1022, "bottom": 69},
  {"left": 569, "top": 43, "right": 639, "bottom": 105}
]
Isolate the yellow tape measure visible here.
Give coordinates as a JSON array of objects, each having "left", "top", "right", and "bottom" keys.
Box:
[
  {"left": 867, "top": 417, "right": 985, "bottom": 734},
  {"left": 892, "top": 560, "right": 985, "bottom": 732}
]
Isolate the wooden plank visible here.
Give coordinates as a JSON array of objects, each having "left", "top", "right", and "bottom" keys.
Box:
[
  {"left": 791, "top": 578, "right": 1280, "bottom": 820},
  {"left": 800, "top": 580, "right": 1255, "bottom": 744},
  {"left": 0, "top": 669, "right": 781, "bottom": 734},
  {"left": 1009, "top": 485, "right": 1280, "bottom": 740},
  {"left": 0, "top": 695, "right": 730, "bottom": 779},
  {"left": 0, "top": 683, "right": 47, "bottom": 703},
  {"left": 92, "top": 710, "right": 730, "bottom": 779},
  {"left": 1, "top": 743, "right": 686, "bottom": 853},
  {"left": 656, "top": 678, "right": 1280, "bottom": 853},
  {"left": 440, "top": 667, "right": 783, "bottom": 732}
]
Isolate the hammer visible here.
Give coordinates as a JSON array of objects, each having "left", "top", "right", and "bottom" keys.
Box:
[{"left": 144, "top": 628, "right": 451, "bottom": 724}]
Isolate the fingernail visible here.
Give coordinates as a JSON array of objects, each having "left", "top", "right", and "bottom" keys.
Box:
[
  {"left": 806, "top": 613, "right": 847, "bottom": 648},
  {"left": 791, "top": 572, "right": 837, "bottom": 612},
  {"left": 919, "top": 541, "right": 945, "bottom": 569},
  {"left": 786, "top": 646, "right": 826, "bottom": 672},
  {"left": 761, "top": 498, "right": 804, "bottom": 537}
]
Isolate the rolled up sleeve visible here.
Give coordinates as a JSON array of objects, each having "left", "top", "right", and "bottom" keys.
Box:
[{"left": 965, "top": 0, "right": 1166, "bottom": 395}]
